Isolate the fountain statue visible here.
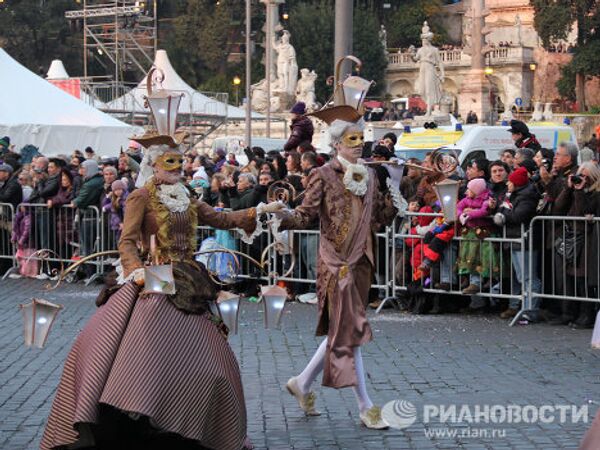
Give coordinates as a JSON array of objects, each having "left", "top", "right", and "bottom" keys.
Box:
[{"left": 295, "top": 68, "right": 319, "bottom": 112}]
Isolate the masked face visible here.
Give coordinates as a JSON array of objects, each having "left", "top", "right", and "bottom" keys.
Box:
[
  {"left": 155, "top": 151, "right": 184, "bottom": 172},
  {"left": 337, "top": 130, "right": 364, "bottom": 163}
]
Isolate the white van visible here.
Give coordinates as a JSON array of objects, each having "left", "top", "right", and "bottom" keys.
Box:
[{"left": 393, "top": 123, "right": 578, "bottom": 169}]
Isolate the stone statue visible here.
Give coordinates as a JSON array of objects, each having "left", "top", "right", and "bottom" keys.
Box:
[
  {"left": 532, "top": 101, "right": 543, "bottom": 122},
  {"left": 515, "top": 15, "right": 522, "bottom": 46},
  {"left": 410, "top": 22, "right": 445, "bottom": 117},
  {"left": 543, "top": 102, "right": 554, "bottom": 121},
  {"left": 295, "top": 68, "right": 318, "bottom": 112},
  {"left": 379, "top": 25, "right": 388, "bottom": 54},
  {"left": 250, "top": 76, "right": 281, "bottom": 113},
  {"left": 272, "top": 30, "right": 298, "bottom": 96}
]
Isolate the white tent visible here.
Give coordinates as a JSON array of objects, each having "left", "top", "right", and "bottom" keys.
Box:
[
  {"left": 46, "top": 59, "right": 108, "bottom": 109},
  {"left": 0, "top": 48, "right": 139, "bottom": 157},
  {"left": 107, "top": 49, "right": 262, "bottom": 120}
]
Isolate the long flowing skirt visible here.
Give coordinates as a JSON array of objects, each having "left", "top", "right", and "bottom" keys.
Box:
[{"left": 40, "top": 282, "right": 247, "bottom": 450}]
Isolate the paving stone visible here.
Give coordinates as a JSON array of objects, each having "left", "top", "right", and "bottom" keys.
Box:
[{"left": 0, "top": 279, "right": 599, "bottom": 449}]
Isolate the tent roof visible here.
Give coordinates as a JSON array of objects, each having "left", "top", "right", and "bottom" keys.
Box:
[
  {"left": 47, "top": 59, "right": 69, "bottom": 79},
  {"left": 0, "top": 48, "right": 138, "bottom": 157},
  {"left": 107, "top": 49, "right": 263, "bottom": 120},
  {"left": 0, "top": 48, "right": 132, "bottom": 128}
]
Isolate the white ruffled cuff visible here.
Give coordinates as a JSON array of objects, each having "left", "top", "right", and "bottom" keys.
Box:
[
  {"left": 268, "top": 213, "right": 292, "bottom": 255},
  {"left": 387, "top": 178, "right": 407, "bottom": 217},
  {"left": 121, "top": 267, "right": 144, "bottom": 285},
  {"left": 237, "top": 205, "right": 265, "bottom": 244}
]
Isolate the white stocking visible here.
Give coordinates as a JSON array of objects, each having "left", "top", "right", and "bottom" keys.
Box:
[
  {"left": 296, "top": 337, "right": 328, "bottom": 394},
  {"left": 352, "top": 346, "right": 373, "bottom": 413}
]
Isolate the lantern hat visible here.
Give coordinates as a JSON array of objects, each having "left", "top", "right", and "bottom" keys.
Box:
[
  {"left": 307, "top": 55, "right": 373, "bottom": 125},
  {"left": 131, "top": 67, "right": 188, "bottom": 148}
]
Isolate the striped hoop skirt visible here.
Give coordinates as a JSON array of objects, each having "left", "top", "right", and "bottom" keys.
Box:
[{"left": 40, "top": 282, "right": 247, "bottom": 450}]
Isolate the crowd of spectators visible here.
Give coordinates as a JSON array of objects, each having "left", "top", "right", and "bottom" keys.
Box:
[{"left": 1, "top": 117, "right": 600, "bottom": 327}]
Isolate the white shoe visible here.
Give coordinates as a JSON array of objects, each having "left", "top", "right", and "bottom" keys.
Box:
[
  {"left": 286, "top": 377, "right": 321, "bottom": 416},
  {"left": 297, "top": 293, "right": 318, "bottom": 304},
  {"left": 8, "top": 273, "right": 22, "bottom": 279},
  {"left": 35, "top": 273, "right": 50, "bottom": 280},
  {"left": 360, "top": 406, "right": 389, "bottom": 430}
]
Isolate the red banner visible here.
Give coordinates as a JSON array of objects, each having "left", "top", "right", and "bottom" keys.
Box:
[{"left": 48, "top": 79, "right": 81, "bottom": 99}]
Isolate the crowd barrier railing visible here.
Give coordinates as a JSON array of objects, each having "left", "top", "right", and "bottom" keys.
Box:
[
  {"left": 0, "top": 202, "right": 16, "bottom": 277},
  {"left": 2, "top": 202, "right": 599, "bottom": 327}
]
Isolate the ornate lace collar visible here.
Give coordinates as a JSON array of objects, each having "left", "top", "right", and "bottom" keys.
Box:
[
  {"left": 156, "top": 182, "right": 191, "bottom": 213},
  {"left": 337, "top": 156, "right": 369, "bottom": 196}
]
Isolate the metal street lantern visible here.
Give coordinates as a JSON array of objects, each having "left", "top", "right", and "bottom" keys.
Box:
[
  {"left": 433, "top": 178, "right": 460, "bottom": 221},
  {"left": 215, "top": 290, "right": 241, "bottom": 335},
  {"left": 261, "top": 285, "right": 287, "bottom": 329},
  {"left": 19, "top": 298, "right": 63, "bottom": 348}
]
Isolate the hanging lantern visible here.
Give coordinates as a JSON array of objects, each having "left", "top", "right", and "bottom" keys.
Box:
[
  {"left": 215, "top": 290, "right": 241, "bottom": 335},
  {"left": 143, "top": 264, "right": 176, "bottom": 295},
  {"left": 19, "top": 298, "right": 63, "bottom": 348},
  {"left": 433, "top": 178, "right": 461, "bottom": 221},
  {"left": 261, "top": 285, "right": 287, "bottom": 329}
]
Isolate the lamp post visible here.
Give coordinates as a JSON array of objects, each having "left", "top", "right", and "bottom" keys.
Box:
[
  {"left": 245, "top": 0, "right": 252, "bottom": 148},
  {"left": 233, "top": 75, "right": 241, "bottom": 106}
]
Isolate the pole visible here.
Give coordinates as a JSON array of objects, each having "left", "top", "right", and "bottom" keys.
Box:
[
  {"left": 245, "top": 0, "right": 252, "bottom": 148},
  {"left": 83, "top": 0, "right": 87, "bottom": 79},
  {"left": 334, "top": 0, "right": 353, "bottom": 104},
  {"left": 265, "top": 2, "right": 272, "bottom": 138},
  {"left": 153, "top": 0, "right": 158, "bottom": 55}
]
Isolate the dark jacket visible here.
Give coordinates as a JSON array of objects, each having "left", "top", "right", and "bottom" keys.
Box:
[
  {"left": 228, "top": 187, "right": 260, "bottom": 211},
  {"left": 73, "top": 174, "right": 104, "bottom": 209},
  {"left": 283, "top": 116, "right": 314, "bottom": 151},
  {"left": 499, "top": 183, "right": 540, "bottom": 237},
  {"left": 28, "top": 173, "right": 60, "bottom": 204},
  {"left": 0, "top": 174, "right": 23, "bottom": 209},
  {"left": 515, "top": 134, "right": 542, "bottom": 151},
  {"left": 543, "top": 164, "right": 578, "bottom": 216}
]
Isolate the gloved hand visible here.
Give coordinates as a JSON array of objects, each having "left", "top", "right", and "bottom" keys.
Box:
[
  {"left": 256, "top": 201, "right": 286, "bottom": 215},
  {"left": 459, "top": 213, "right": 469, "bottom": 226},
  {"left": 493, "top": 212, "right": 506, "bottom": 226}
]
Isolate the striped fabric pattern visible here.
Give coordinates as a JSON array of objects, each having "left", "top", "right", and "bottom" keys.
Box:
[{"left": 40, "top": 282, "right": 247, "bottom": 450}]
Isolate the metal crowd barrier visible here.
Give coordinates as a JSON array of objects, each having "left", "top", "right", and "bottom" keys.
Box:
[
  {"left": 2, "top": 201, "right": 599, "bottom": 328},
  {"left": 0, "top": 202, "right": 16, "bottom": 277}
]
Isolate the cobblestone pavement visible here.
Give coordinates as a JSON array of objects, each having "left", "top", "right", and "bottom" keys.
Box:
[{"left": 1, "top": 279, "right": 599, "bottom": 449}]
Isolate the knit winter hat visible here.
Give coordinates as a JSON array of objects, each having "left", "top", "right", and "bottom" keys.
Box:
[
  {"left": 290, "top": 102, "right": 306, "bottom": 115},
  {"left": 467, "top": 178, "right": 487, "bottom": 196},
  {"left": 111, "top": 180, "right": 126, "bottom": 192},
  {"left": 508, "top": 166, "right": 529, "bottom": 187},
  {"left": 0, "top": 163, "right": 13, "bottom": 173}
]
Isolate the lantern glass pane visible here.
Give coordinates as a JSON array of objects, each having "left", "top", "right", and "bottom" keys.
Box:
[
  {"left": 217, "top": 297, "right": 240, "bottom": 335},
  {"left": 20, "top": 302, "right": 34, "bottom": 347},
  {"left": 341, "top": 76, "right": 372, "bottom": 110},
  {"left": 434, "top": 181, "right": 460, "bottom": 221},
  {"left": 261, "top": 285, "right": 287, "bottom": 329},
  {"left": 147, "top": 91, "right": 182, "bottom": 136}
]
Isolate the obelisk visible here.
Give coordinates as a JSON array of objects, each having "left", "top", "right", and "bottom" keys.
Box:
[{"left": 458, "top": 0, "right": 492, "bottom": 123}]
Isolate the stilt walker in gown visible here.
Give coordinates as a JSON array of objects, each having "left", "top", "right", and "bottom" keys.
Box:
[
  {"left": 275, "top": 93, "right": 406, "bottom": 428},
  {"left": 40, "top": 99, "right": 282, "bottom": 449}
]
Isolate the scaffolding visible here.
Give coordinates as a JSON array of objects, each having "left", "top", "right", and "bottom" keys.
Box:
[{"left": 65, "top": 0, "right": 158, "bottom": 100}]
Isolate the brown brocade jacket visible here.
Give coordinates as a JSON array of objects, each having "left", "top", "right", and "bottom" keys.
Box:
[
  {"left": 119, "top": 186, "right": 257, "bottom": 278},
  {"left": 279, "top": 158, "right": 398, "bottom": 388}
]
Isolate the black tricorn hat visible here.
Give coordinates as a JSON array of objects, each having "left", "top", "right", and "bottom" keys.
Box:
[{"left": 507, "top": 119, "right": 530, "bottom": 136}]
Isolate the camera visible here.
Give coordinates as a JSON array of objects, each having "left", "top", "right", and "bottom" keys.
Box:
[
  {"left": 571, "top": 174, "right": 583, "bottom": 185},
  {"left": 541, "top": 158, "right": 552, "bottom": 171}
]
